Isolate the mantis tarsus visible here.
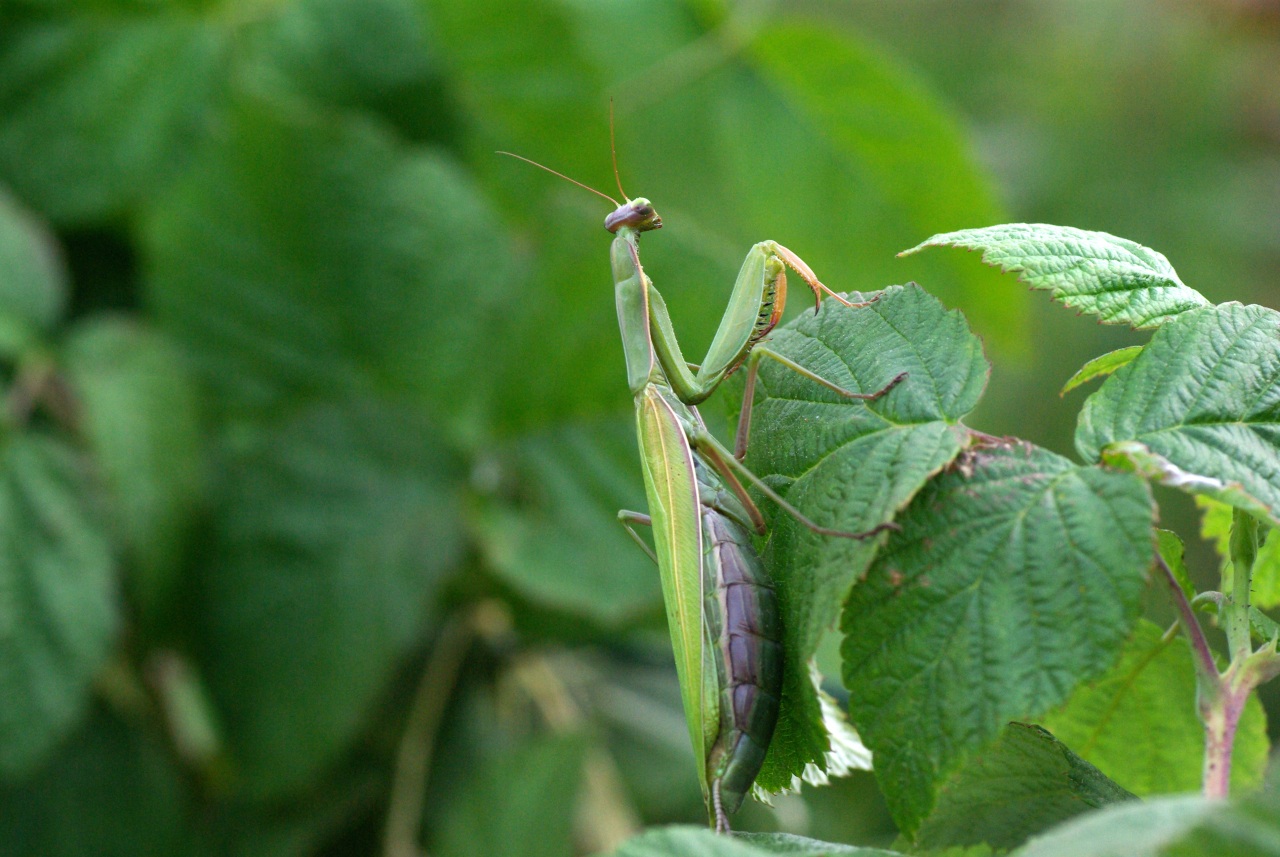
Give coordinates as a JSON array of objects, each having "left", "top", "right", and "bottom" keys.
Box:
[{"left": 501, "top": 146, "right": 904, "bottom": 832}]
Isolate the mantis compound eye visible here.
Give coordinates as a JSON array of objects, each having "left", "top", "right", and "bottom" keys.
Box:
[{"left": 605, "top": 198, "right": 663, "bottom": 233}]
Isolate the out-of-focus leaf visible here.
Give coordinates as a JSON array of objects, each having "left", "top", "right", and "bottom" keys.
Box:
[
  {"left": 1077, "top": 304, "right": 1280, "bottom": 525},
  {"left": 1011, "top": 795, "right": 1212, "bottom": 857},
  {"left": 474, "top": 418, "right": 660, "bottom": 625},
  {"left": 0, "top": 708, "right": 186, "bottom": 857},
  {"left": 903, "top": 224, "right": 1208, "bottom": 328},
  {"left": 433, "top": 733, "right": 587, "bottom": 857},
  {"left": 0, "top": 15, "right": 226, "bottom": 223},
  {"left": 1040, "top": 620, "right": 1268, "bottom": 796},
  {"left": 0, "top": 187, "right": 63, "bottom": 351},
  {"left": 428, "top": 1, "right": 1013, "bottom": 433},
  {"left": 1011, "top": 788, "right": 1280, "bottom": 857},
  {"left": 0, "top": 433, "right": 117, "bottom": 777},
  {"left": 1060, "top": 346, "right": 1143, "bottom": 396},
  {"left": 749, "top": 24, "right": 1019, "bottom": 350},
  {"left": 741, "top": 285, "right": 987, "bottom": 790},
  {"left": 609, "top": 826, "right": 901, "bottom": 856},
  {"left": 917, "top": 723, "right": 1135, "bottom": 852},
  {"left": 144, "top": 93, "right": 512, "bottom": 441},
  {"left": 244, "top": 0, "right": 447, "bottom": 142},
  {"left": 1248, "top": 525, "right": 1280, "bottom": 610},
  {"left": 62, "top": 317, "right": 202, "bottom": 625},
  {"left": 842, "top": 443, "right": 1154, "bottom": 836},
  {"left": 194, "top": 399, "right": 464, "bottom": 798}
]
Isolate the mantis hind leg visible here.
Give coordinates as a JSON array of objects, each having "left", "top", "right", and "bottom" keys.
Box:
[
  {"left": 734, "top": 345, "right": 908, "bottom": 460},
  {"left": 689, "top": 428, "right": 895, "bottom": 542},
  {"left": 617, "top": 510, "right": 658, "bottom": 565}
]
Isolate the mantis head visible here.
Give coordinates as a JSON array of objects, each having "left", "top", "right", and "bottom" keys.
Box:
[{"left": 605, "top": 197, "right": 662, "bottom": 234}]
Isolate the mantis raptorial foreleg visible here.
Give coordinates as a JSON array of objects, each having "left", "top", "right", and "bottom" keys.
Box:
[
  {"left": 733, "top": 351, "right": 908, "bottom": 460},
  {"left": 617, "top": 510, "right": 658, "bottom": 564}
]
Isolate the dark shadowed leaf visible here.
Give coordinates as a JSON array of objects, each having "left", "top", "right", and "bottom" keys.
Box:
[
  {"left": 62, "top": 317, "right": 203, "bottom": 626},
  {"left": 0, "top": 433, "right": 117, "bottom": 777},
  {"left": 841, "top": 443, "right": 1153, "bottom": 835},
  {"left": 473, "top": 418, "right": 661, "bottom": 626},
  {"left": 917, "top": 723, "right": 1135, "bottom": 851},
  {"left": 434, "top": 733, "right": 587, "bottom": 857},
  {"left": 1076, "top": 303, "right": 1280, "bottom": 525},
  {"left": 194, "top": 399, "right": 463, "bottom": 798},
  {"left": 0, "top": 708, "right": 186, "bottom": 857},
  {"left": 0, "top": 14, "right": 225, "bottom": 223},
  {"left": 741, "top": 285, "right": 987, "bottom": 789},
  {"left": 144, "top": 93, "right": 512, "bottom": 440}
]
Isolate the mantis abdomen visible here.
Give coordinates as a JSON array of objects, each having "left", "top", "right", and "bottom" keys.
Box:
[{"left": 701, "top": 495, "right": 783, "bottom": 818}]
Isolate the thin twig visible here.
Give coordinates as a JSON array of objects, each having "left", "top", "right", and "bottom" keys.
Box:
[
  {"left": 382, "top": 612, "right": 476, "bottom": 857},
  {"left": 1155, "top": 554, "right": 1218, "bottom": 686}
]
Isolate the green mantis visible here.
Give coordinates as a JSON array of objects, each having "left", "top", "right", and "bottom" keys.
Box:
[{"left": 501, "top": 149, "right": 903, "bottom": 832}]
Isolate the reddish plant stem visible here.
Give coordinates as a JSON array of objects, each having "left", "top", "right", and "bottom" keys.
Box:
[
  {"left": 1200, "top": 669, "right": 1247, "bottom": 800},
  {"left": 1155, "top": 555, "right": 1217, "bottom": 685}
]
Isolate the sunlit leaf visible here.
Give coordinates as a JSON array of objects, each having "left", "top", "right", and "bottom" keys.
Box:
[
  {"left": 1077, "top": 303, "right": 1280, "bottom": 525},
  {"left": 903, "top": 224, "right": 1208, "bottom": 329}
]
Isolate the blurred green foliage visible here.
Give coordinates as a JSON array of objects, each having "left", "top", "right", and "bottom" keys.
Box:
[{"left": 0, "top": 1, "right": 1275, "bottom": 854}]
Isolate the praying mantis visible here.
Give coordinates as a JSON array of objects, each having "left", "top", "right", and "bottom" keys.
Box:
[{"left": 500, "top": 144, "right": 904, "bottom": 832}]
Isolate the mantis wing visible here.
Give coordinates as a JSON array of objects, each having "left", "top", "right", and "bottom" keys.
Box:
[{"left": 635, "top": 386, "right": 718, "bottom": 798}]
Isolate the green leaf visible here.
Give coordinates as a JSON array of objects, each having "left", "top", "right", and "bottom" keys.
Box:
[
  {"left": 61, "top": 317, "right": 203, "bottom": 626},
  {"left": 1156, "top": 529, "right": 1196, "bottom": 601},
  {"left": 1012, "top": 788, "right": 1280, "bottom": 857},
  {"left": 1011, "top": 794, "right": 1212, "bottom": 857},
  {"left": 917, "top": 723, "right": 1135, "bottom": 852},
  {"left": 243, "top": 0, "right": 445, "bottom": 142},
  {"left": 607, "top": 826, "right": 902, "bottom": 857},
  {"left": 1076, "top": 303, "right": 1280, "bottom": 525},
  {"left": 1248, "top": 525, "right": 1280, "bottom": 610},
  {"left": 473, "top": 418, "right": 661, "bottom": 626},
  {"left": 740, "top": 284, "right": 987, "bottom": 791},
  {"left": 144, "top": 93, "right": 513, "bottom": 440},
  {"left": 902, "top": 224, "right": 1208, "bottom": 329},
  {"left": 747, "top": 24, "right": 1022, "bottom": 353},
  {"left": 1060, "top": 346, "right": 1143, "bottom": 396},
  {"left": 193, "top": 399, "right": 464, "bottom": 798},
  {"left": 1196, "top": 496, "right": 1233, "bottom": 560},
  {"left": 0, "top": 433, "right": 117, "bottom": 777},
  {"left": 0, "top": 708, "right": 186, "bottom": 857},
  {"left": 0, "top": 14, "right": 226, "bottom": 223},
  {"left": 841, "top": 443, "right": 1154, "bottom": 836},
  {"left": 1039, "top": 620, "right": 1269, "bottom": 796},
  {"left": 433, "top": 733, "right": 587, "bottom": 857},
  {"left": 0, "top": 187, "right": 63, "bottom": 350}
]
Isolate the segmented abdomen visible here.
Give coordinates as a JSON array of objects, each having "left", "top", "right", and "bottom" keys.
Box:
[{"left": 701, "top": 506, "right": 783, "bottom": 815}]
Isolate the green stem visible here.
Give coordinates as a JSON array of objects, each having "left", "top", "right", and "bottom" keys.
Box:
[{"left": 1226, "top": 510, "right": 1257, "bottom": 662}]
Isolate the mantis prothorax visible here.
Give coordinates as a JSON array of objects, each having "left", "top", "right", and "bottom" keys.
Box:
[{"left": 500, "top": 144, "right": 904, "bottom": 832}]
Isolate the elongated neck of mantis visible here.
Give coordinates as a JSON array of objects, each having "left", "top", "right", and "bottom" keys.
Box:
[{"left": 612, "top": 228, "right": 660, "bottom": 396}]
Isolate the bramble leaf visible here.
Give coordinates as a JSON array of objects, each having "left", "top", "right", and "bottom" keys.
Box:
[
  {"left": 606, "top": 825, "right": 902, "bottom": 856},
  {"left": 0, "top": 188, "right": 63, "bottom": 350},
  {"left": 1060, "top": 346, "right": 1143, "bottom": 396},
  {"left": 62, "top": 317, "right": 203, "bottom": 625},
  {"left": 743, "top": 284, "right": 988, "bottom": 790},
  {"left": 841, "top": 443, "right": 1154, "bottom": 835},
  {"left": 193, "top": 399, "right": 463, "bottom": 798},
  {"left": 917, "top": 723, "right": 1135, "bottom": 851},
  {"left": 902, "top": 224, "right": 1208, "bottom": 328},
  {"left": 1077, "top": 303, "right": 1280, "bottom": 525},
  {"left": 1040, "top": 620, "right": 1268, "bottom": 796},
  {"left": 472, "top": 418, "right": 661, "bottom": 625},
  {"left": 0, "top": 434, "right": 117, "bottom": 777}
]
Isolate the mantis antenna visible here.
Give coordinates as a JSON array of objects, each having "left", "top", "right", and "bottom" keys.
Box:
[
  {"left": 495, "top": 151, "right": 620, "bottom": 208},
  {"left": 609, "top": 99, "right": 629, "bottom": 202}
]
